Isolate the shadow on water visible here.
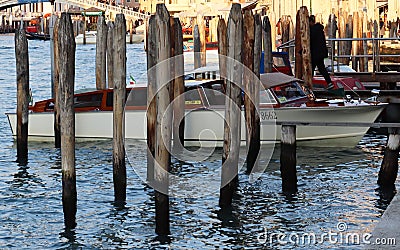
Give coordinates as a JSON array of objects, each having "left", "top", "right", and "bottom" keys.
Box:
[
  {"left": 16, "top": 157, "right": 28, "bottom": 166},
  {"left": 98, "top": 202, "right": 130, "bottom": 247},
  {"left": 152, "top": 235, "right": 172, "bottom": 245},
  {"left": 216, "top": 206, "right": 241, "bottom": 229},
  {"left": 375, "top": 187, "right": 397, "bottom": 211},
  {"left": 59, "top": 228, "right": 84, "bottom": 249}
]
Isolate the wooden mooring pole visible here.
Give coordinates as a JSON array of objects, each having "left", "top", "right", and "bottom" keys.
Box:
[
  {"left": 53, "top": 18, "right": 61, "bottom": 148},
  {"left": 58, "top": 12, "right": 76, "bottom": 229},
  {"left": 198, "top": 15, "right": 206, "bottom": 67},
  {"left": 129, "top": 19, "right": 133, "bottom": 44},
  {"left": 298, "top": 6, "right": 312, "bottom": 89},
  {"left": 146, "top": 15, "right": 156, "bottom": 183},
  {"left": 378, "top": 128, "right": 400, "bottom": 191},
  {"left": 193, "top": 24, "right": 200, "bottom": 69},
  {"left": 280, "top": 125, "right": 297, "bottom": 193},
  {"left": 351, "top": 12, "right": 359, "bottom": 71},
  {"left": 154, "top": 4, "right": 172, "bottom": 235},
  {"left": 15, "top": 26, "right": 29, "bottom": 164},
  {"left": 243, "top": 9, "right": 259, "bottom": 173},
  {"left": 294, "top": 9, "right": 303, "bottom": 79},
  {"left": 171, "top": 17, "right": 185, "bottom": 149},
  {"left": 220, "top": 4, "right": 242, "bottom": 208},
  {"left": 217, "top": 18, "right": 227, "bottom": 84},
  {"left": 253, "top": 14, "right": 262, "bottom": 78},
  {"left": 107, "top": 21, "right": 114, "bottom": 89},
  {"left": 112, "top": 14, "right": 127, "bottom": 202},
  {"left": 253, "top": 13, "right": 262, "bottom": 165},
  {"left": 96, "top": 15, "right": 107, "bottom": 90},
  {"left": 146, "top": 4, "right": 173, "bottom": 235},
  {"left": 262, "top": 16, "right": 272, "bottom": 73},
  {"left": 83, "top": 16, "right": 86, "bottom": 45}
]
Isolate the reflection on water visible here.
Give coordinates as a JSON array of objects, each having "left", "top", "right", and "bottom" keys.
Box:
[{"left": 0, "top": 35, "right": 397, "bottom": 249}]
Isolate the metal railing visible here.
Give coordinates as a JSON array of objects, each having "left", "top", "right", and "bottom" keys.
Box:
[
  {"left": 58, "top": 0, "right": 149, "bottom": 20},
  {"left": 276, "top": 37, "right": 400, "bottom": 74},
  {"left": 328, "top": 37, "right": 400, "bottom": 73}
]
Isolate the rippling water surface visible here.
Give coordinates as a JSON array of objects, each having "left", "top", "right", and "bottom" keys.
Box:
[{"left": 0, "top": 34, "right": 396, "bottom": 249}]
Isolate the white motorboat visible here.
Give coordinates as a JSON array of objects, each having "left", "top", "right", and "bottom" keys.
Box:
[{"left": 6, "top": 72, "right": 386, "bottom": 147}]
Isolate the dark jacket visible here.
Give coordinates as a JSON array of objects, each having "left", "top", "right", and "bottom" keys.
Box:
[{"left": 310, "top": 23, "right": 328, "bottom": 61}]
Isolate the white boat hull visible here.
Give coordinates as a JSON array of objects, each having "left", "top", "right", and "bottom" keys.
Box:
[{"left": 6, "top": 104, "right": 385, "bottom": 147}]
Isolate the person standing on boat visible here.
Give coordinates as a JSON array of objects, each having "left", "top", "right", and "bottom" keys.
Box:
[{"left": 309, "top": 15, "right": 333, "bottom": 90}]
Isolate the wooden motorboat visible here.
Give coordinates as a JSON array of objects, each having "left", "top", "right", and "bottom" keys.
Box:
[{"left": 6, "top": 72, "right": 386, "bottom": 147}]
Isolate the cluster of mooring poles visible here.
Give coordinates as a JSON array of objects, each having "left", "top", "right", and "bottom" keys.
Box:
[
  {"left": 13, "top": 3, "right": 399, "bottom": 235},
  {"left": 15, "top": 12, "right": 128, "bottom": 228}
]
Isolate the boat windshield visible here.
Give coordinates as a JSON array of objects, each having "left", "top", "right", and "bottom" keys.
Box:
[
  {"left": 270, "top": 82, "right": 307, "bottom": 103},
  {"left": 202, "top": 87, "right": 226, "bottom": 106},
  {"left": 273, "top": 56, "right": 287, "bottom": 67},
  {"left": 260, "top": 89, "right": 278, "bottom": 104},
  {"left": 185, "top": 88, "right": 203, "bottom": 105}
]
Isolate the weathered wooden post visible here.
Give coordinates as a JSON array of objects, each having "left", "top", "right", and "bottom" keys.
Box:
[
  {"left": 243, "top": 9, "right": 259, "bottom": 173},
  {"left": 352, "top": 12, "right": 359, "bottom": 71},
  {"left": 198, "top": 15, "right": 206, "bottom": 67},
  {"left": 269, "top": 12, "right": 276, "bottom": 51},
  {"left": 112, "top": 14, "right": 127, "bottom": 202},
  {"left": 280, "top": 125, "right": 297, "bottom": 193},
  {"left": 53, "top": 18, "right": 61, "bottom": 148},
  {"left": 107, "top": 21, "right": 114, "bottom": 89},
  {"left": 96, "top": 15, "right": 107, "bottom": 90},
  {"left": 358, "top": 12, "right": 367, "bottom": 72},
  {"left": 217, "top": 18, "right": 227, "bottom": 82},
  {"left": 328, "top": 13, "right": 337, "bottom": 56},
  {"left": 154, "top": 4, "right": 172, "bottom": 235},
  {"left": 252, "top": 13, "right": 261, "bottom": 171},
  {"left": 338, "top": 11, "right": 347, "bottom": 65},
  {"left": 83, "top": 16, "right": 86, "bottom": 45},
  {"left": 193, "top": 24, "right": 201, "bottom": 69},
  {"left": 373, "top": 20, "right": 379, "bottom": 72},
  {"left": 209, "top": 17, "right": 218, "bottom": 42},
  {"left": 146, "top": 15, "right": 156, "bottom": 183},
  {"left": 58, "top": 12, "right": 76, "bottom": 229},
  {"left": 143, "top": 18, "right": 148, "bottom": 51},
  {"left": 171, "top": 18, "right": 185, "bottom": 148},
  {"left": 15, "top": 26, "right": 29, "bottom": 164},
  {"left": 295, "top": 9, "right": 303, "bottom": 79},
  {"left": 378, "top": 128, "right": 400, "bottom": 191},
  {"left": 298, "top": 6, "right": 312, "bottom": 89},
  {"left": 253, "top": 14, "right": 262, "bottom": 78},
  {"left": 129, "top": 19, "right": 133, "bottom": 44},
  {"left": 262, "top": 16, "right": 272, "bottom": 73},
  {"left": 281, "top": 16, "right": 290, "bottom": 54},
  {"left": 288, "top": 16, "right": 295, "bottom": 62},
  {"left": 220, "top": 3, "right": 242, "bottom": 208},
  {"left": 345, "top": 15, "right": 353, "bottom": 65}
]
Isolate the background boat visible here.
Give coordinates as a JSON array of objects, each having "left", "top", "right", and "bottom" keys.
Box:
[
  {"left": 75, "top": 31, "right": 144, "bottom": 44},
  {"left": 25, "top": 32, "right": 50, "bottom": 41}
]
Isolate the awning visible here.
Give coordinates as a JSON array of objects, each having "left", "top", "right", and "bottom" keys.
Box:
[
  {"left": 82, "top": 7, "right": 104, "bottom": 16},
  {"left": 219, "top": 1, "right": 258, "bottom": 12},
  {"left": 260, "top": 72, "right": 302, "bottom": 88}
]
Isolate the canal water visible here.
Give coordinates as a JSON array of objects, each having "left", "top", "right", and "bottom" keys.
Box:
[{"left": 0, "top": 34, "right": 396, "bottom": 249}]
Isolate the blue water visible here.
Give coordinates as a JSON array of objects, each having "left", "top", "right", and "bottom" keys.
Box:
[{"left": 0, "top": 34, "right": 396, "bottom": 249}]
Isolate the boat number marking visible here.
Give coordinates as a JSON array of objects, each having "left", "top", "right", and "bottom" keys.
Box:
[{"left": 260, "top": 110, "right": 277, "bottom": 120}]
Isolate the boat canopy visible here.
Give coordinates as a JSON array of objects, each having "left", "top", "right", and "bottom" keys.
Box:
[{"left": 260, "top": 72, "right": 302, "bottom": 89}]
